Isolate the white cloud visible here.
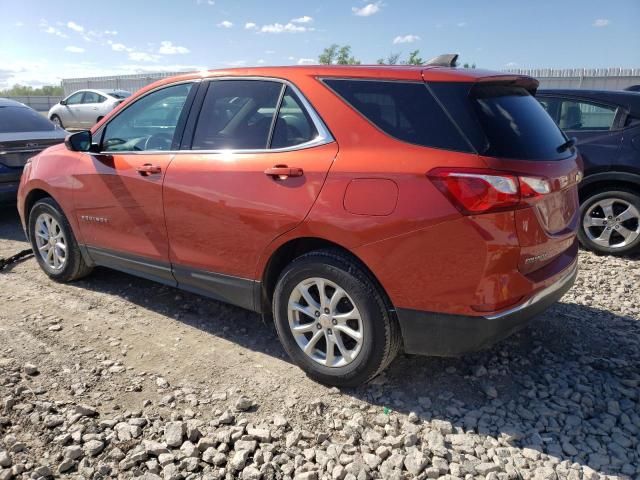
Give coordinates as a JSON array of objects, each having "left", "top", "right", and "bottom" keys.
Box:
[
  {"left": 393, "top": 34, "right": 420, "bottom": 44},
  {"left": 197, "top": 0, "right": 215, "bottom": 4},
  {"left": 352, "top": 2, "right": 382, "bottom": 17},
  {"left": 128, "top": 51, "right": 161, "bottom": 62},
  {"left": 158, "top": 41, "right": 190, "bottom": 54},
  {"left": 457, "top": 22, "right": 467, "bottom": 27},
  {"left": 245, "top": 22, "right": 257, "bottom": 30},
  {"left": 67, "top": 21, "right": 84, "bottom": 32},
  {"left": 104, "top": 30, "right": 118, "bottom": 36},
  {"left": 111, "top": 42, "right": 132, "bottom": 52},
  {"left": 217, "top": 20, "right": 233, "bottom": 28},
  {"left": 291, "top": 16, "right": 313, "bottom": 24},
  {"left": 224, "top": 60, "right": 247, "bottom": 67},
  {"left": 593, "top": 18, "right": 610, "bottom": 27},
  {"left": 257, "top": 59, "right": 265, "bottom": 64},
  {"left": 297, "top": 58, "right": 316, "bottom": 65},
  {"left": 65, "top": 46, "right": 85, "bottom": 53},
  {"left": 260, "top": 22, "right": 307, "bottom": 33},
  {"left": 15, "top": 21, "right": 24, "bottom": 27},
  {"left": 44, "top": 26, "right": 68, "bottom": 38},
  {"left": 265, "top": 50, "right": 276, "bottom": 54}
]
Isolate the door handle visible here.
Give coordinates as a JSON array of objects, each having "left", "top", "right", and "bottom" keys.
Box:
[
  {"left": 264, "top": 165, "right": 304, "bottom": 179},
  {"left": 136, "top": 163, "right": 162, "bottom": 176}
]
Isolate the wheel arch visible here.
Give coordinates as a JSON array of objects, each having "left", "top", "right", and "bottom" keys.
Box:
[
  {"left": 579, "top": 172, "right": 640, "bottom": 201},
  {"left": 23, "top": 188, "right": 57, "bottom": 239},
  {"left": 259, "top": 236, "right": 395, "bottom": 319}
]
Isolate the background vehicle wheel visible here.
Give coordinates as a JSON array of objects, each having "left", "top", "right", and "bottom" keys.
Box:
[
  {"left": 50, "top": 115, "right": 63, "bottom": 129},
  {"left": 578, "top": 189, "right": 640, "bottom": 256},
  {"left": 28, "top": 197, "right": 92, "bottom": 282},
  {"left": 273, "top": 250, "right": 401, "bottom": 387}
]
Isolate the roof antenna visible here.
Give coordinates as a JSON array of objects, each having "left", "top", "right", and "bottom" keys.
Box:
[{"left": 424, "top": 53, "right": 459, "bottom": 67}]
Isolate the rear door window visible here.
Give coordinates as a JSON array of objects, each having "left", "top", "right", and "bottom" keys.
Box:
[
  {"left": 323, "top": 79, "right": 472, "bottom": 152},
  {"left": 192, "top": 80, "right": 283, "bottom": 150},
  {"left": 557, "top": 99, "right": 617, "bottom": 131},
  {"left": 471, "top": 85, "right": 570, "bottom": 160}
]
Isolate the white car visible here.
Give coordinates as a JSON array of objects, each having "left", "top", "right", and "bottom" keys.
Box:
[{"left": 48, "top": 89, "right": 131, "bottom": 130}]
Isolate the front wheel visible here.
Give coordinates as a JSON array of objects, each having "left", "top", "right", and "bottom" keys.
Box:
[
  {"left": 28, "top": 197, "right": 93, "bottom": 282},
  {"left": 578, "top": 190, "right": 640, "bottom": 256},
  {"left": 273, "top": 250, "right": 401, "bottom": 387}
]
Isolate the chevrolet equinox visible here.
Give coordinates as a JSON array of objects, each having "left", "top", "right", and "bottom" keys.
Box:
[{"left": 17, "top": 64, "right": 581, "bottom": 386}]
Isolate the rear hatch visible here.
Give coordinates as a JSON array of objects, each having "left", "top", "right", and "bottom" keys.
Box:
[
  {"left": 428, "top": 76, "right": 581, "bottom": 275},
  {"left": 0, "top": 104, "right": 67, "bottom": 168}
]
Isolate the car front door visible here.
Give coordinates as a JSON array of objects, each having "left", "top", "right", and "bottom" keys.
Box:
[
  {"left": 162, "top": 79, "right": 337, "bottom": 309},
  {"left": 543, "top": 96, "right": 622, "bottom": 174},
  {"left": 73, "top": 81, "right": 198, "bottom": 284},
  {"left": 61, "top": 92, "right": 85, "bottom": 128}
]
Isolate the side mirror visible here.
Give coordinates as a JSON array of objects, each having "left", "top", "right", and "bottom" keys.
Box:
[
  {"left": 59, "top": 99, "right": 67, "bottom": 106},
  {"left": 65, "top": 130, "right": 92, "bottom": 152}
]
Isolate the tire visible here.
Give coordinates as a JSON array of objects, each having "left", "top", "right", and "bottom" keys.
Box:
[
  {"left": 28, "top": 197, "right": 93, "bottom": 282},
  {"left": 50, "top": 115, "right": 63, "bottom": 129},
  {"left": 577, "top": 189, "right": 640, "bottom": 256},
  {"left": 273, "top": 250, "right": 401, "bottom": 387}
]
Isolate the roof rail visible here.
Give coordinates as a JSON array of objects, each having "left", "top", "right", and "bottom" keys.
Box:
[{"left": 424, "top": 53, "right": 459, "bottom": 68}]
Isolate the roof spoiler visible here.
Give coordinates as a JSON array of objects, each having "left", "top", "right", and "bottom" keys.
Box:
[{"left": 424, "top": 53, "right": 459, "bottom": 68}]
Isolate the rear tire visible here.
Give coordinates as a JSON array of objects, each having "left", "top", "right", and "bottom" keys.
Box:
[
  {"left": 28, "top": 197, "right": 92, "bottom": 282},
  {"left": 577, "top": 189, "right": 640, "bottom": 256},
  {"left": 273, "top": 250, "right": 401, "bottom": 387},
  {"left": 50, "top": 115, "right": 63, "bottom": 129}
]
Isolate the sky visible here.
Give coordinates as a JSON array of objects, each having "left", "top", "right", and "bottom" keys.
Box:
[{"left": 1, "top": 0, "right": 639, "bottom": 89}]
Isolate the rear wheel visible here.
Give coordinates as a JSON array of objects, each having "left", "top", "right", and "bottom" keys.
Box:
[
  {"left": 50, "top": 115, "right": 63, "bottom": 129},
  {"left": 578, "top": 190, "right": 640, "bottom": 256},
  {"left": 273, "top": 250, "right": 400, "bottom": 387},
  {"left": 28, "top": 197, "right": 92, "bottom": 282}
]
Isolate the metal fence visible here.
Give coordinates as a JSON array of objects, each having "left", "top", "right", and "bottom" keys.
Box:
[
  {"left": 503, "top": 67, "right": 640, "bottom": 90},
  {"left": 61, "top": 71, "right": 194, "bottom": 96},
  {"left": 6, "top": 95, "right": 63, "bottom": 112}
]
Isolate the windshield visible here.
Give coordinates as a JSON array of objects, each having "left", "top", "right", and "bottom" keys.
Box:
[
  {"left": 0, "top": 106, "right": 56, "bottom": 133},
  {"left": 472, "top": 85, "right": 569, "bottom": 160}
]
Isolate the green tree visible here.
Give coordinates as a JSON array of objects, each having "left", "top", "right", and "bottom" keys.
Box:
[
  {"left": 0, "top": 84, "right": 64, "bottom": 96},
  {"left": 319, "top": 44, "right": 360, "bottom": 65},
  {"left": 406, "top": 50, "right": 424, "bottom": 65},
  {"left": 377, "top": 53, "right": 401, "bottom": 65}
]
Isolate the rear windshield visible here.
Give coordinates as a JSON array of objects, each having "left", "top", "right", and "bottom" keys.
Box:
[
  {"left": 472, "top": 85, "right": 569, "bottom": 160},
  {"left": 0, "top": 106, "right": 56, "bottom": 133},
  {"left": 323, "top": 79, "right": 472, "bottom": 152},
  {"left": 109, "top": 91, "right": 131, "bottom": 99}
]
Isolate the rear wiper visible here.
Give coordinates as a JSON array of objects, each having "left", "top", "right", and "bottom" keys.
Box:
[{"left": 557, "top": 137, "right": 577, "bottom": 153}]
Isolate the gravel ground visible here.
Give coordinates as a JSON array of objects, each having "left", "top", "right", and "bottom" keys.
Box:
[{"left": 0, "top": 207, "right": 638, "bottom": 480}]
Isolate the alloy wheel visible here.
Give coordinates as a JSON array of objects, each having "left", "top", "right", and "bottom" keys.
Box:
[
  {"left": 34, "top": 213, "right": 67, "bottom": 271},
  {"left": 287, "top": 277, "right": 364, "bottom": 368},
  {"left": 583, "top": 198, "right": 640, "bottom": 249}
]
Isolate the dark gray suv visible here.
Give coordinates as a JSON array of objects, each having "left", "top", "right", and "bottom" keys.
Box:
[{"left": 538, "top": 89, "right": 640, "bottom": 256}]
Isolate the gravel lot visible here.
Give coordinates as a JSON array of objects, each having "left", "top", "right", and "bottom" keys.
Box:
[{"left": 0, "top": 207, "right": 638, "bottom": 480}]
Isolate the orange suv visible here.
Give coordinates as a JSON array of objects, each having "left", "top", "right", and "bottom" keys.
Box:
[{"left": 17, "top": 63, "right": 581, "bottom": 386}]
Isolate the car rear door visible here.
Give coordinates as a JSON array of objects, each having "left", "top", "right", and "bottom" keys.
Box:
[
  {"left": 162, "top": 78, "right": 337, "bottom": 309},
  {"left": 73, "top": 81, "right": 198, "bottom": 284},
  {"left": 76, "top": 92, "right": 105, "bottom": 127}
]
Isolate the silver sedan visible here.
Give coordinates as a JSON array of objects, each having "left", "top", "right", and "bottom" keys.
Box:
[{"left": 48, "top": 89, "right": 131, "bottom": 130}]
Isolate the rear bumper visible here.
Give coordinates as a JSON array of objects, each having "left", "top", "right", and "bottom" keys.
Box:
[{"left": 396, "top": 258, "right": 578, "bottom": 356}]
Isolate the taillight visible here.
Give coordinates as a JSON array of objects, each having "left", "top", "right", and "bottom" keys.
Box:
[{"left": 428, "top": 168, "right": 550, "bottom": 214}]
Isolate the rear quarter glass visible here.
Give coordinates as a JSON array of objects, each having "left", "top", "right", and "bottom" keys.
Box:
[
  {"left": 429, "top": 82, "right": 571, "bottom": 161},
  {"left": 322, "top": 78, "right": 473, "bottom": 153}
]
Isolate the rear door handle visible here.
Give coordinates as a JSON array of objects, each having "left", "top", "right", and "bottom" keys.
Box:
[
  {"left": 137, "top": 163, "right": 162, "bottom": 176},
  {"left": 264, "top": 165, "right": 304, "bottom": 179}
]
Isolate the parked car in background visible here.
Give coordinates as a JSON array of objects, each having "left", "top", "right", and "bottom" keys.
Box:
[
  {"left": 48, "top": 89, "right": 131, "bottom": 130},
  {"left": 18, "top": 65, "right": 580, "bottom": 386},
  {"left": 0, "top": 98, "right": 67, "bottom": 203},
  {"left": 538, "top": 89, "right": 640, "bottom": 255},
  {"left": 625, "top": 85, "right": 640, "bottom": 92}
]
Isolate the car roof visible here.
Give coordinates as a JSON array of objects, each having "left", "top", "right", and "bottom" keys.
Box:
[
  {"left": 68, "top": 88, "right": 130, "bottom": 96},
  {"left": 0, "top": 97, "right": 30, "bottom": 108},
  {"left": 137, "top": 65, "right": 536, "bottom": 91},
  {"left": 538, "top": 88, "right": 640, "bottom": 116}
]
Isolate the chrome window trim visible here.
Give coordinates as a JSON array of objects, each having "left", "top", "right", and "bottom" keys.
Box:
[{"left": 94, "top": 76, "right": 334, "bottom": 155}]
